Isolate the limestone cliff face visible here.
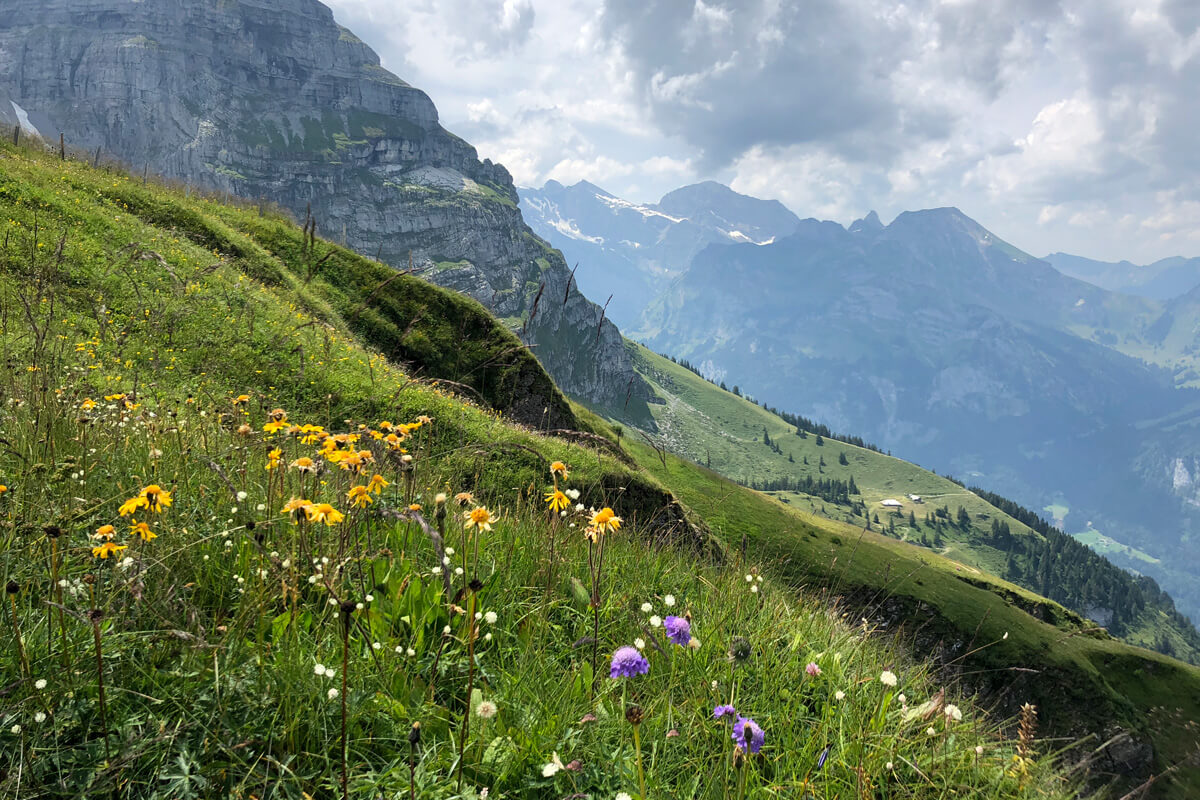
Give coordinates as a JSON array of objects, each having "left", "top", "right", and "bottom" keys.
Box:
[{"left": 0, "top": 0, "right": 651, "bottom": 424}]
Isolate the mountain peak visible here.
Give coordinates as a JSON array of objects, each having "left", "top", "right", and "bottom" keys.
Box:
[{"left": 849, "top": 210, "right": 883, "bottom": 234}]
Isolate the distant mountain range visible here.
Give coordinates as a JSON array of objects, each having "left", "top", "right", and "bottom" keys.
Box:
[
  {"left": 519, "top": 179, "right": 1200, "bottom": 622},
  {"left": 1045, "top": 252, "right": 1200, "bottom": 301},
  {"left": 518, "top": 180, "right": 801, "bottom": 329}
]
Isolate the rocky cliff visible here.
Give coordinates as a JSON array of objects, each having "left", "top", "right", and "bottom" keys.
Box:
[{"left": 0, "top": 0, "right": 652, "bottom": 425}]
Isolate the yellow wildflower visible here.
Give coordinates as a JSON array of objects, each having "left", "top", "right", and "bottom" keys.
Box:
[
  {"left": 93, "top": 524, "right": 116, "bottom": 540},
  {"left": 103, "top": 393, "right": 126, "bottom": 402},
  {"left": 290, "top": 457, "right": 316, "bottom": 473},
  {"left": 305, "top": 503, "right": 344, "bottom": 526},
  {"left": 93, "top": 541, "right": 128, "bottom": 559},
  {"left": 118, "top": 495, "right": 148, "bottom": 517},
  {"left": 367, "top": 474, "right": 389, "bottom": 494},
  {"left": 263, "top": 408, "right": 288, "bottom": 434},
  {"left": 265, "top": 448, "right": 282, "bottom": 471},
  {"left": 465, "top": 507, "right": 495, "bottom": 532},
  {"left": 130, "top": 521, "right": 156, "bottom": 541},
  {"left": 347, "top": 485, "right": 372, "bottom": 508},
  {"left": 545, "top": 489, "right": 570, "bottom": 512},
  {"left": 408, "top": 503, "right": 422, "bottom": 512},
  {"left": 455, "top": 491, "right": 475, "bottom": 507},
  {"left": 232, "top": 394, "right": 251, "bottom": 406},
  {"left": 589, "top": 507, "right": 622, "bottom": 535},
  {"left": 138, "top": 485, "right": 172, "bottom": 513},
  {"left": 549, "top": 461, "right": 569, "bottom": 480},
  {"left": 281, "top": 497, "right": 312, "bottom": 518},
  {"left": 80, "top": 398, "right": 97, "bottom": 411}
]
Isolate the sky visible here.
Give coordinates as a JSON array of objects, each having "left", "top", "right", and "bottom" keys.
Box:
[{"left": 322, "top": 0, "right": 1200, "bottom": 263}]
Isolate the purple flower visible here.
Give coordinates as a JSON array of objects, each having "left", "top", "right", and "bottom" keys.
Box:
[
  {"left": 713, "top": 704, "right": 737, "bottom": 720},
  {"left": 610, "top": 645, "right": 650, "bottom": 678},
  {"left": 663, "top": 615, "right": 691, "bottom": 647},
  {"left": 806, "top": 662, "right": 821, "bottom": 677},
  {"left": 732, "top": 716, "right": 765, "bottom": 754}
]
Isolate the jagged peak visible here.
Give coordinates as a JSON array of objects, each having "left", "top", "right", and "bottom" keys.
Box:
[{"left": 849, "top": 210, "right": 883, "bottom": 234}]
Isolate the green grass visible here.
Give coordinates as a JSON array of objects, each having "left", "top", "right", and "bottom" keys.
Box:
[
  {"left": 1073, "top": 529, "right": 1160, "bottom": 565},
  {"left": 611, "top": 346, "right": 1200, "bottom": 797},
  {"left": 0, "top": 140, "right": 1076, "bottom": 798}
]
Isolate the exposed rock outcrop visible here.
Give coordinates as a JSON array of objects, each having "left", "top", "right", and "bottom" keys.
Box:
[{"left": 0, "top": 0, "right": 653, "bottom": 424}]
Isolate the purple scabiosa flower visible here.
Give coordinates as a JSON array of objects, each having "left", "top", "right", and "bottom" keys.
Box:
[
  {"left": 713, "top": 704, "right": 737, "bottom": 720},
  {"left": 806, "top": 662, "right": 821, "bottom": 677},
  {"left": 732, "top": 716, "right": 765, "bottom": 754},
  {"left": 610, "top": 645, "right": 650, "bottom": 678},
  {"left": 663, "top": 615, "right": 691, "bottom": 647}
]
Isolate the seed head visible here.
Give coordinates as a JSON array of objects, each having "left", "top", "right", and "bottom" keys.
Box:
[
  {"left": 5, "top": 581, "right": 18, "bottom": 595},
  {"left": 625, "top": 705, "right": 645, "bottom": 725},
  {"left": 407, "top": 721, "right": 422, "bottom": 745}
]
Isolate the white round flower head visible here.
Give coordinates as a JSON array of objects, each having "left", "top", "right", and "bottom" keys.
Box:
[
  {"left": 33, "top": 712, "right": 46, "bottom": 723},
  {"left": 484, "top": 611, "right": 498, "bottom": 625},
  {"left": 711, "top": 680, "right": 719, "bottom": 690},
  {"left": 640, "top": 602, "right": 653, "bottom": 613},
  {"left": 649, "top": 615, "right": 662, "bottom": 627},
  {"left": 443, "top": 625, "right": 452, "bottom": 635},
  {"left": 10, "top": 724, "right": 20, "bottom": 734},
  {"left": 634, "top": 637, "right": 646, "bottom": 650},
  {"left": 34, "top": 679, "right": 47, "bottom": 691},
  {"left": 328, "top": 688, "right": 339, "bottom": 700},
  {"left": 431, "top": 566, "right": 443, "bottom": 575},
  {"left": 616, "top": 794, "right": 633, "bottom": 800},
  {"left": 688, "top": 637, "right": 701, "bottom": 650},
  {"left": 926, "top": 727, "right": 936, "bottom": 736},
  {"left": 372, "top": 642, "right": 381, "bottom": 650},
  {"left": 975, "top": 745, "right": 984, "bottom": 755},
  {"left": 886, "top": 761, "right": 894, "bottom": 771},
  {"left": 880, "top": 670, "right": 898, "bottom": 687},
  {"left": 475, "top": 612, "right": 483, "bottom": 621},
  {"left": 745, "top": 574, "right": 753, "bottom": 582},
  {"left": 282, "top": 559, "right": 291, "bottom": 568},
  {"left": 257, "top": 504, "right": 266, "bottom": 512},
  {"left": 566, "top": 488, "right": 580, "bottom": 500},
  {"left": 750, "top": 585, "right": 759, "bottom": 594},
  {"left": 944, "top": 704, "right": 963, "bottom": 722},
  {"left": 897, "top": 693, "right": 907, "bottom": 705},
  {"left": 574, "top": 503, "right": 585, "bottom": 512},
  {"left": 325, "top": 667, "right": 335, "bottom": 679},
  {"left": 542, "top": 761, "right": 561, "bottom": 778},
  {"left": 475, "top": 700, "right": 498, "bottom": 719},
  {"left": 484, "top": 632, "right": 492, "bottom": 642},
  {"left": 328, "top": 598, "right": 338, "bottom": 606},
  {"left": 395, "top": 645, "right": 405, "bottom": 654},
  {"left": 308, "top": 575, "right": 318, "bottom": 584},
  {"left": 455, "top": 567, "right": 464, "bottom": 576},
  {"left": 355, "top": 602, "right": 365, "bottom": 611},
  {"left": 236, "top": 491, "right": 248, "bottom": 502},
  {"left": 664, "top": 594, "right": 676, "bottom": 607},
  {"left": 445, "top": 547, "right": 455, "bottom": 556},
  {"left": 442, "top": 555, "right": 451, "bottom": 566},
  {"left": 365, "top": 594, "right": 374, "bottom": 603},
  {"left": 406, "top": 647, "right": 417, "bottom": 657},
  {"left": 835, "top": 690, "right": 845, "bottom": 701},
  {"left": 756, "top": 575, "right": 763, "bottom": 583},
  {"left": 314, "top": 664, "right": 326, "bottom": 676}
]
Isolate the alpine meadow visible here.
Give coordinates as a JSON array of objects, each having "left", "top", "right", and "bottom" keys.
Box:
[{"left": 2, "top": 1, "right": 1200, "bottom": 799}]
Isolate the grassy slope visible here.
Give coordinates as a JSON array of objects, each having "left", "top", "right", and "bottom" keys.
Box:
[
  {"left": 579, "top": 346, "right": 1200, "bottom": 795},
  {"left": 627, "top": 342, "right": 1200, "bottom": 663},
  {"left": 0, "top": 141, "right": 1079, "bottom": 798}
]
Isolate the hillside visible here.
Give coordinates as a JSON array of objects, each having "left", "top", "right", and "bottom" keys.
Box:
[
  {"left": 625, "top": 343, "right": 1200, "bottom": 665},
  {"left": 0, "top": 0, "right": 654, "bottom": 424},
  {"left": 0, "top": 137, "right": 1115, "bottom": 798}
]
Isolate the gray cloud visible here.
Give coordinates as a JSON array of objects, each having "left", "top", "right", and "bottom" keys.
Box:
[{"left": 598, "top": 0, "right": 1060, "bottom": 167}]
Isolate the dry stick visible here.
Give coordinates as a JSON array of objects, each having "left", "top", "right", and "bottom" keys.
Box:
[
  {"left": 455, "top": 583, "right": 480, "bottom": 789},
  {"left": 6, "top": 582, "right": 30, "bottom": 678},
  {"left": 90, "top": 609, "right": 111, "bottom": 762},
  {"left": 339, "top": 600, "right": 355, "bottom": 800}
]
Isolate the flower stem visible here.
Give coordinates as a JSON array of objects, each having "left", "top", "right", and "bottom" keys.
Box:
[
  {"left": 90, "top": 610, "right": 111, "bottom": 763},
  {"left": 632, "top": 722, "right": 647, "bottom": 800}
]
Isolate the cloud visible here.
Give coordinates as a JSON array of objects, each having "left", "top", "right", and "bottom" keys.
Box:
[{"left": 321, "top": 0, "right": 1200, "bottom": 262}]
